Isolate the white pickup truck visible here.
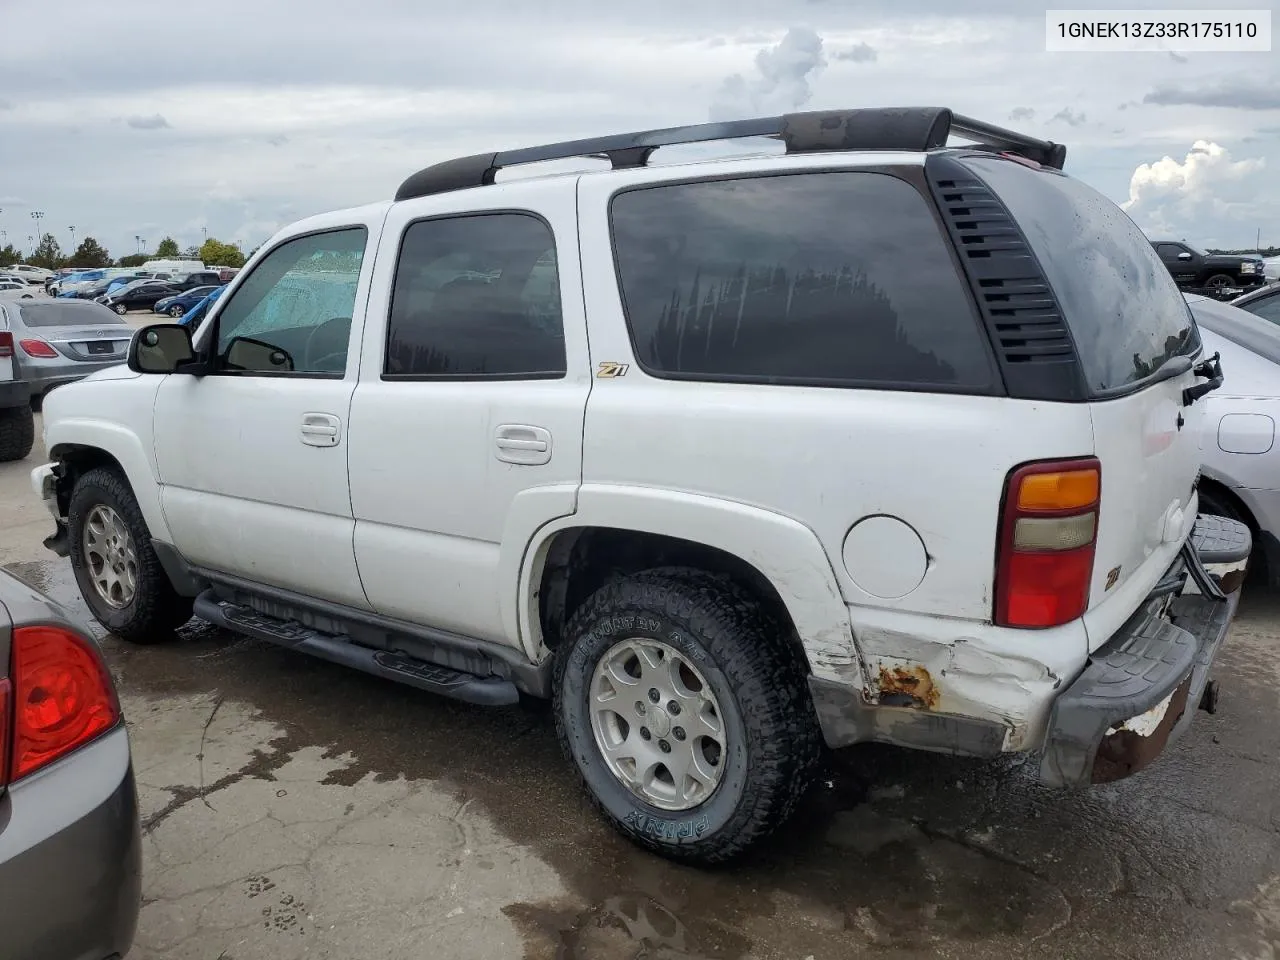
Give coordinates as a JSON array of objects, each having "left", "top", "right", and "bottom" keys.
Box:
[{"left": 32, "top": 107, "right": 1248, "bottom": 863}]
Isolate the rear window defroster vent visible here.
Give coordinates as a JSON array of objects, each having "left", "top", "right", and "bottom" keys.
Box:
[{"left": 926, "top": 155, "right": 1085, "bottom": 402}]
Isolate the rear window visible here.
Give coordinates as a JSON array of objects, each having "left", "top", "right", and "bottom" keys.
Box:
[
  {"left": 609, "top": 171, "right": 995, "bottom": 390},
  {"left": 12, "top": 301, "right": 127, "bottom": 328},
  {"left": 965, "top": 156, "right": 1198, "bottom": 394}
]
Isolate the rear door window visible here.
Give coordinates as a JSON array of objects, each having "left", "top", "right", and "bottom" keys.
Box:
[
  {"left": 964, "top": 156, "right": 1198, "bottom": 394},
  {"left": 609, "top": 171, "right": 995, "bottom": 390}
]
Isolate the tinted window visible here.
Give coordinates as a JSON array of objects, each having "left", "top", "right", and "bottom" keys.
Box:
[
  {"left": 1156, "top": 243, "right": 1185, "bottom": 258},
  {"left": 610, "top": 172, "right": 992, "bottom": 389},
  {"left": 1240, "top": 290, "right": 1280, "bottom": 325},
  {"left": 215, "top": 227, "right": 366, "bottom": 376},
  {"left": 967, "top": 157, "right": 1198, "bottom": 394},
  {"left": 13, "top": 301, "right": 126, "bottom": 327},
  {"left": 385, "top": 213, "right": 565, "bottom": 379}
]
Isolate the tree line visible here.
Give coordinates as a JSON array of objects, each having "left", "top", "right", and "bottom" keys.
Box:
[{"left": 0, "top": 233, "right": 251, "bottom": 271}]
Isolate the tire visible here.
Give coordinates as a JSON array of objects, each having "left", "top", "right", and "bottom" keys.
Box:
[
  {"left": 0, "top": 405, "right": 35, "bottom": 462},
  {"left": 169, "top": 304, "right": 185, "bottom": 318},
  {"left": 1204, "top": 273, "right": 1234, "bottom": 291},
  {"left": 554, "top": 568, "right": 821, "bottom": 864},
  {"left": 113, "top": 302, "right": 129, "bottom": 315},
  {"left": 67, "top": 467, "right": 193, "bottom": 643}
]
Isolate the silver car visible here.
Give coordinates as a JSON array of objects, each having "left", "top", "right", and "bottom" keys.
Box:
[
  {"left": 0, "top": 299, "right": 134, "bottom": 404},
  {"left": 0, "top": 568, "right": 142, "bottom": 959}
]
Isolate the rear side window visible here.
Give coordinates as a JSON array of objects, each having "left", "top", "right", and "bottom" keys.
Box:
[
  {"left": 965, "top": 157, "right": 1198, "bottom": 394},
  {"left": 609, "top": 171, "right": 994, "bottom": 390},
  {"left": 385, "top": 213, "right": 566, "bottom": 380}
]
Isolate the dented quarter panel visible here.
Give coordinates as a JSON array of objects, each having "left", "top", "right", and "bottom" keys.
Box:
[
  {"left": 850, "top": 603, "right": 1088, "bottom": 752},
  {"left": 520, "top": 485, "right": 866, "bottom": 684}
]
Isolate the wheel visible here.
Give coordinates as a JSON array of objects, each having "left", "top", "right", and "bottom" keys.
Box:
[
  {"left": 554, "top": 568, "right": 821, "bottom": 864},
  {"left": 113, "top": 302, "right": 128, "bottom": 315},
  {"left": 0, "top": 405, "right": 35, "bottom": 462},
  {"left": 169, "top": 304, "right": 185, "bottom": 318},
  {"left": 1204, "top": 274, "right": 1234, "bottom": 292},
  {"left": 67, "top": 467, "right": 193, "bottom": 643}
]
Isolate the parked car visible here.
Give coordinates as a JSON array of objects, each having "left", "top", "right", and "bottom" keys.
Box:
[
  {"left": 101, "top": 280, "right": 180, "bottom": 315},
  {"left": 1152, "top": 240, "right": 1268, "bottom": 293},
  {"left": 0, "top": 567, "right": 142, "bottom": 959},
  {"left": 177, "top": 284, "right": 226, "bottom": 327},
  {"left": 32, "top": 106, "right": 1247, "bottom": 864},
  {"left": 1186, "top": 292, "right": 1280, "bottom": 581},
  {"left": 1, "top": 298, "right": 134, "bottom": 407},
  {"left": 168, "top": 270, "right": 224, "bottom": 292},
  {"left": 154, "top": 285, "right": 221, "bottom": 318},
  {"left": 0, "top": 313, "right": 34, "bottom": 461},
  {"left": 1230, "top": 282, "right": 1280, "bottom": 325},
  {"left": 56, "top": 270, "right": 112, "bottom": 298},
  {"left": 7, "top": 264, "right": 52, "bottom": 285},
  {"left": 0, "top": 279, "right": 29, "bottom": 293}
]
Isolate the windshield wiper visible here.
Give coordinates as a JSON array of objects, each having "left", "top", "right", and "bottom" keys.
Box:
[
  {"left": 1183, "top": 352, "right": 1223, "bottom": 406},
  {"left": 1148, "top": 354, "right": 1193, "bottom": 386}
]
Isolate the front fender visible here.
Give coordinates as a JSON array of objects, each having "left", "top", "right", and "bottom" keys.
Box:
[
  {"left": 514, "top": 484, "right": 863, "bottom": 687},
  {"left": 44, "top": 418, "right": 169, "bottom": 544}
]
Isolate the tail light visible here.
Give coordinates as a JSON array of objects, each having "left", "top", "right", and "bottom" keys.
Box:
[
  {"left": 995, "top": 458, "right": 1101, "bottom": 629},
  {"left": 19, "top": 338, "right": 58, "bottom": 359},
  {"left": 0, "top": 332, "right": 12, "bottom": 358},
  {"left": 2, "top": 625, "right": 120, "bottom": 787}
]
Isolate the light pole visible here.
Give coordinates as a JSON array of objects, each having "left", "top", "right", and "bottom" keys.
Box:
[
  {"left": 202, "top": 226, "right": 208, "bottom": 243},
  {"left": 30, "top": 212, "right": 44, "bottom": 249},
  {"left": 135, "top": 235, "right": 142, "bottom": 255},
  {"left": 68, "top": 225, "right": 76, "bottom": 255}
]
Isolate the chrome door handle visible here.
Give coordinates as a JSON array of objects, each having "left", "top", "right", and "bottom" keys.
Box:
[
  {"left": 495, "top": 425, "right": 552, "bottom": 465},
  {"left": 300, "top": 413, "right": 341, "bottom": 447}
]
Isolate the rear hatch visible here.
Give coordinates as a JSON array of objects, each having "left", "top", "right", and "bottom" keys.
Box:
[{"left": 965, "top": 156, "right": 1207, "bottom": 649}]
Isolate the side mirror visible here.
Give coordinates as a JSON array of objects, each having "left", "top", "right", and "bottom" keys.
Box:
[
  {"left": 1177, "top": 251, "right": 1193, "bottom": 261},
  {"left": 129, "top": 323, "right": 195, "bottom": 374}
]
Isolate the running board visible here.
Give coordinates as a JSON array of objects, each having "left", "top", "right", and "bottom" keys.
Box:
[{"left": 193, "top": 591, "right": 520, "bottom": 707}]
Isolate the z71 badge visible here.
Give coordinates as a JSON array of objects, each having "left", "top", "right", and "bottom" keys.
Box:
[
  {"left": 596, "top": 361, "right": 630, "bottom": 379},
  {"left": 1105, "top": 565, "right": 1122, "bottom": 591}
]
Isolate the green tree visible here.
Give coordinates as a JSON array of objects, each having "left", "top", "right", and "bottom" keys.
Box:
[
  {"left": 198, "top": 237, "right": 246, "bottom": 268},
  {"left": 117, "top": 253, "right": 148, "bottom": 268},
  {"left": 28, "top": 234, "right": 64, "bottom": 270},
  {"left": 155, "top": 236, "right": 180, "bottom": 258},
  {"left": 0, "top": 244, "right": 20, "bottom": 267},
  {"left": 70, "top": 236, "right": 112, "bottom": 268}
]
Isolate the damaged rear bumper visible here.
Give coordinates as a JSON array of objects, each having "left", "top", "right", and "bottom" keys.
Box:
[{"left": 1038, "top": 514, "right": 1249, "bottom": 788}]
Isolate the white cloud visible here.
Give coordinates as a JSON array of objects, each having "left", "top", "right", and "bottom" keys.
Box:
[
  {"left": 1123, "top": 141, "right": 1269, "bottom": 243},
  {"left": 710, "top": 26, "right": 828, "bottom": 121}
]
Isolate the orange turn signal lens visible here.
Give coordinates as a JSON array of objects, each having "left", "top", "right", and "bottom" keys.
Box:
[{"left": 1016, "top": 469, "right": 1099, "bottom": 512}]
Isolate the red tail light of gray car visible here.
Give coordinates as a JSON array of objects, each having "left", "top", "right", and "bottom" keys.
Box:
[{"left": 0, "top": 625, "right": 121, "bottom": 788}]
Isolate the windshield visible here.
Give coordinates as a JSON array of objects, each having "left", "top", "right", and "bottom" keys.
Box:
[
  {"left": 967, "top": 156, "right": 1199, "bottom": 394},
  {"left": 14, "top": 300, "right": 128, "bottom": 328}
]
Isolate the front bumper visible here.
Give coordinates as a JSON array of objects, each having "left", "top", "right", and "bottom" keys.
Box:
[
  {"left": 1039, "top": 515, "right": 1250, "bottom": 787},
  {"left": 0, "top": 727, "right": 142, "bottom": 960}
]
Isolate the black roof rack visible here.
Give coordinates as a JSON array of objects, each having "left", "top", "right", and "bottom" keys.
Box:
[{"left": 394, "top": 106, "right": 1066, "bottom": 201}]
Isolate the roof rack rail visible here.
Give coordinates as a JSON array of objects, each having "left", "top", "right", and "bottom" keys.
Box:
[{"left": 394, "top": 107, "right": 1066, "bottom": 201}]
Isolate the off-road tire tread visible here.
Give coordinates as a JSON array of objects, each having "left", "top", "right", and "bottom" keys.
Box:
[
  {"left": 68, "top": 466, "right": 192, "bottom": 643},
  {"left": 0, "top": 405, "right": 35, "bottom": 462},
  {"left": 554, "top": 566, "right": 822, "bottom": 864}
]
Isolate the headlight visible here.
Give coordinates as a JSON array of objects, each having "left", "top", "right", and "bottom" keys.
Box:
[{"left": 1242, "top": 262, "right": 1258, "bottom": 273}]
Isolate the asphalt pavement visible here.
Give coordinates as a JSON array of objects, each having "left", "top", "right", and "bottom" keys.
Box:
[{"left": 0, "top": 438, "right": 1277, "bottom": 960}]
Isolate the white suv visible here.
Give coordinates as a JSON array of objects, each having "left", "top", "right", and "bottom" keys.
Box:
[{"left": 31, "top": 107, "right": 1249, "bottom": 863}]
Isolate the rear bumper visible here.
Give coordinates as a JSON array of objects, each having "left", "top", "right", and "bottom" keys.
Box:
[
  {"left": 0, "top": 726, "right": 142, "bottom": 960},
  {"left": 1038, "top": 515, "right": 1249, "bottom": 787}
]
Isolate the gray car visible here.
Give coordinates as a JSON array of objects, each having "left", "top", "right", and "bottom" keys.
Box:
[
  {"left": 0, "top": 299, "right": 135, "bottom": 404},
  {"left": 0, "top": 568, "right": 141, "bottom": 959}
]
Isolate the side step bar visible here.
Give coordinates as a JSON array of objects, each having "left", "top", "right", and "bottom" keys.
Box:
[{"left": 193, "top": 590, "right": 520, "bottom": 707}]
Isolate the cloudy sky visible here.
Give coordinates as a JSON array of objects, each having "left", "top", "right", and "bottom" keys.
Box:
[{"left": 0, "top": 0, "right": 1275, "bottom": 259}]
